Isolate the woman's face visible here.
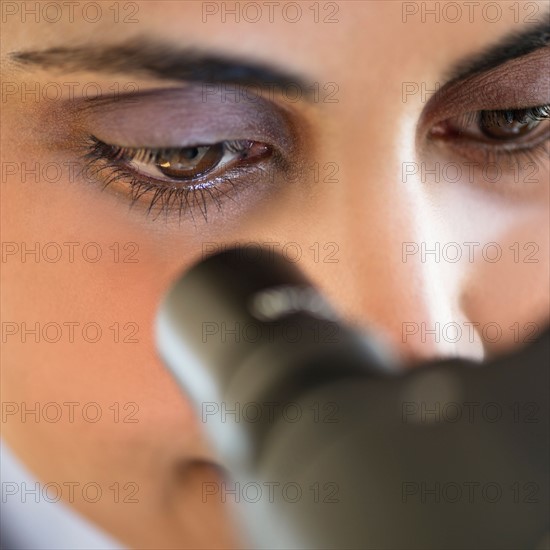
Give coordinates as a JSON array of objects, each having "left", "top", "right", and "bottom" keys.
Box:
[{"left": 2, "top": 1, "right": 549, "bottom": 548}]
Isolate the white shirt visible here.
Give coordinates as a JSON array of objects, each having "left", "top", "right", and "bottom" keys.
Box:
[{"left": 1, "top": 439, "right": 124, "bottom": 550}]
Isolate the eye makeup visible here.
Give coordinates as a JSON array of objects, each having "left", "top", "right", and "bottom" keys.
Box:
[
  {"left": 419, "top": 47, "right": 550, "bottom": 173},
  {"left": 69, "top": 84, "right": 307, "bottom": 222},
  {"left": 423, "top": 47, "right": 550, "bottom": 121},
  {"left": 77, "top": 85, "right": 300, "bottom": 151}
]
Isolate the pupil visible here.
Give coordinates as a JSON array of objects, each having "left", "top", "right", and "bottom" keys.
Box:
[{"left": 182, "top": 148, "right": 200, "bottom": 160}]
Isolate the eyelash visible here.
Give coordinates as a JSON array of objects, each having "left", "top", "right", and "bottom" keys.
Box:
[
  {"left": 81, "top": 136, "right": 276, "bottom": 222},
  {"left": 478, "top": 105, "right": 550, "bottom": 126},
  {"left": 431, "top": 104, "right": 550, "bottom": 165}
]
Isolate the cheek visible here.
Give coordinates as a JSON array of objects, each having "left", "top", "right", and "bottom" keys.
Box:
[
  {"left": 1, "top": 166, "right": 243, "bottom": 547},
  {"left": 463, "top": 212, "right": 550, "bottom": 354},
  {"left": 416, "top": 161, "right": 549, "bottom": 355},
  {"left": 1, "top": 172, "right": 213, "bottom": 493}
]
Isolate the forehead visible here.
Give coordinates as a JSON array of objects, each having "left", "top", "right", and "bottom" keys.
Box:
[{"left": 2, "top": 0, "right": 549, "bottom": 84}]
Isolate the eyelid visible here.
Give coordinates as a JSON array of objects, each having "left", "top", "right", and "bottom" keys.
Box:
[
  {"left": 76, "top": 84, "right": 299, "bottom": 153},
  {"left": 419, "top": 47, "right": 550, "bottom": 131}
]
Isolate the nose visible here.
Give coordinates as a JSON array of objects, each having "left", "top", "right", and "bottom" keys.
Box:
[
  {"left": 287, "top": 131, "right": 485, "bottom": 367},
  {"left": 302, "top": 188, "right": 485, "bottom": 366}
]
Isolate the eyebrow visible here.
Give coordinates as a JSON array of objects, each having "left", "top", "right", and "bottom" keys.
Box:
[
  {"left": 8, "top": 19, "right": 550, "bottom": 94},
  {"left": 446, "top": 20, "right": 550, "bottom": 82},
  {"left": 9, "top": 38, "right": 313, "bottom": 99}
]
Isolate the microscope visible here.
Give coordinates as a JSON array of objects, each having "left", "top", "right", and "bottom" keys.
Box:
[{"left": 156, "top": 247, "right": 549, "bottom": 550}]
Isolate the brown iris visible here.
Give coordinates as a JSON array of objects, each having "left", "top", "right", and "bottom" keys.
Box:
[
  {"left": 156, "top": 144, "right": 224, "bottom": 180},
  {"left": 479, "top": 111, "right": 541, "bottom": 141}
]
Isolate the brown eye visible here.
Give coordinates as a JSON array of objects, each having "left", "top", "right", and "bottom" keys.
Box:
[
  {"left": 479, "top": 111, "right": 542, "bottom": 141},
  {"left": 157, "top": 144, "right": 224, "bottom": 180}
]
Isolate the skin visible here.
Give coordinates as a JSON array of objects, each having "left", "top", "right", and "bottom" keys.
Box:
[{"left": 1, "top": 1, "right": 549, "bottom": 548}]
